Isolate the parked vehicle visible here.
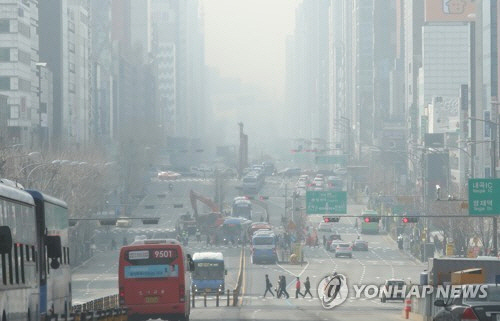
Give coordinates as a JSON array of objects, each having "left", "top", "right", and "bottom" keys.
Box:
[{"left": 433, "top": 284, "right": 500, "bottom": 320}]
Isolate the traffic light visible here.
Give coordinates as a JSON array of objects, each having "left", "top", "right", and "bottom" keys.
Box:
[
  {"left": 323, "top": 216, "right": 340, "bottom": 223},
  {"left": 259, "top": 196, "right": 269, "bottom": 200},
  {"left": 142, "top": 218, "right": 160, "bottom": 225},
  {"left": 402, "top": 217, "right": 418, "bottom": 223},
  {"left": 363, "top": 216, "right": 380, "bottom": 223},
  {"left": 99, "top": 218, "right": 117, "bottom": 226}
]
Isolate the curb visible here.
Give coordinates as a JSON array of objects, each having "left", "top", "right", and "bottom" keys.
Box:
[{"left": 383, "top": 234, "right": 422, "bottom": 265}]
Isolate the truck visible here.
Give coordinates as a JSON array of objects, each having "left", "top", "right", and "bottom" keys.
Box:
[{"left": 428, "top": 257, "right": 500, "bottom": 285}]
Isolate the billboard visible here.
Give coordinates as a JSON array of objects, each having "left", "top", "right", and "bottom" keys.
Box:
[{"left": 425, "top": 0, "right": 477, "bottom": 22}]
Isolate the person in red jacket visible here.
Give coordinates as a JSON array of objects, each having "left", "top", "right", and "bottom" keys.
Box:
[{"left": 295, "top": 276, "right": 304, "bottom": 298}]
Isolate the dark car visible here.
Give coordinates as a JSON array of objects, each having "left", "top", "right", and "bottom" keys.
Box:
[
  {"left": 381, "top": 279, "right": 406, "bottom": 303},
  {"left": 433, "top": 284, "right": 500, "bottom": 321},
  {"left": 352, "top": 239, "right": 369, "bottom": 251},
  {"left": 325, "top": 234, "right": 342, "bottom": 251}
]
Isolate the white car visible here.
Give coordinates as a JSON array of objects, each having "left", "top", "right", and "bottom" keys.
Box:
[
  {"left": 116, "top": 218, "right": 132, "bottom": 228},
  {"left": 335, "top": 242, "right": 353, "bottom": 258},
  {"left": 317, "top": 222, "right": 334, "bottom": 233},
  {"left": 313, "top": 178, "right": 324, "bottom": 187}
]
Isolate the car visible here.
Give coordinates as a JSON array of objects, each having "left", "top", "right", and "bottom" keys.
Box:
[
  {"left": 380, "top": 279, "right": 406, "bottom": 303},
  {"left": 157, "top": 170, "right": 181, "bottom": 180},
  {"left": 335, "top": 242, "right": 353, "bottom": 258},
  {"left": 317, "top": 222, "right": 334, "bottom": 233},
  {"left": 433, "top": 284, "right": 500, "bottom": 321},
  {"left": 327, "top": 239, "right": 343, "bottom": 252},
  {"left": 352, "top": 239, "right": 369, "bottom": 251},
  {"left": 296, "top": 180, "right": 306, "bottom": 188},
  {"left": 313, "top": 177, "right": 324, "bottom": 185},
  {"left": 116, "top": 218, "right": 132, "bottom": 228}
]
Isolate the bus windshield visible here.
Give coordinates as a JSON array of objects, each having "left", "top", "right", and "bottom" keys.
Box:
[
  {"left": 192, "top": 261, "right": 224, "bottom": 280},
  {"left": 124, "top": 248, "right": 179, "bottom": 279},
  {"left": 233, "top": 206, "right": 251, "bottom": 217},
  {"left": 253, "top": 237, "right": 274, "bottom": 245}
]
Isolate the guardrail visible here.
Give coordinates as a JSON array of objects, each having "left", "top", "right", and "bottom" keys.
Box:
[
  {"left": 233, "top": 245, "right": 245, "bottom": 305},
  {"left": 43, "top": 309, "right": 127, "bottom": 321},
  {"left": 73, "top": 294, "right": 120, "bottom": 312}
]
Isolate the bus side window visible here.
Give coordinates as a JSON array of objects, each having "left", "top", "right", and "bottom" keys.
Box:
[
  {"left": 63, "top": 246, "right": 66, "bottom": 265},
  {"left": 25, "top": 245, "right": 29, "bottom": 261},
  {"left": 0, "top": 253, "right": 5, "bottom": 285},
  {"left": 67, "top": 248, "right": 70, "bottom": 265},
  {"left": 14, "top": 243, "right": 19, "bottom": 284},
  {"left": 7, "top": 247, "right": 13, "bottom": 285},
  {"left": 20, "top": 243, "right": 25, "bottom": 284}
]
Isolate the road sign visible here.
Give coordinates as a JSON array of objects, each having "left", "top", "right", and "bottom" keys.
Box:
[
  {"left": 468, "top": 179, "right": 500, "bottom": 215},
  {"left": 306, "top": 191, "right": 347, "bottom": 214},
  {"left": 315, "top": 154, "right": 347, "bottom": 165}
]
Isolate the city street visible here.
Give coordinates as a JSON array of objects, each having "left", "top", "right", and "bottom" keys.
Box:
[{"left": 72, "top": 177, "right": 426, "bottom": 320}]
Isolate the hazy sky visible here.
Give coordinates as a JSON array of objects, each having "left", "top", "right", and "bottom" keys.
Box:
[{"left": 203, "top": 0, "right": 299, "bottom": 100}]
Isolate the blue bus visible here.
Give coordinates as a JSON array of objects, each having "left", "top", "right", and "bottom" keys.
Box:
[
  {"left": 26, "top": 190, "right": 71, "bottom": 316},
  {"left": 232, "top": 197, "right": 252, "bottom": 220},
  {"left": 191, "top": 252, "right": 226, "bottom": 294},
  {"left": 251, "top": 231, "right": 277, "bottom": 264},
  {"left": 221, "top": 217, "right": 251, "bottom": 245}
]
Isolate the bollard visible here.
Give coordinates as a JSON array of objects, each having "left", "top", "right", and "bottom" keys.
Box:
[
  {"left": 227, "top": 289, "right": 230, "bottom": 306},
  {"left": 192, "top": 290, "right": 195, "bottom": 308},
  {"left": 204, "top": 293, "right": 207, "bottom": 307},
  {"left": 232, "top": 289, "right": 238, "bottom": 306},
  {"left": 216, "top": 291, "right": 219, "bottom": 307},
  {"left": 404, "top": 298, "right": 411, "bottom": 319}
]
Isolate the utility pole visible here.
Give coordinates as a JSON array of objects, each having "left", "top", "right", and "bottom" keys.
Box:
[{"left": 491, "top": 121, "right": 497, "bottom": 256}]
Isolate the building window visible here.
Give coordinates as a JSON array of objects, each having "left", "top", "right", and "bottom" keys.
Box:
[
  {"left": 18, "top": 78, "right": 30, "bottom": 92},
  {"left": 68, "top": 42, "right": 75, "bottom": 52},
  {"left": 0, "top": 77, "right": 10, "bottom": 90},
  {"left": 18, "top": 22, "right": 30, "bottom": 38},
  {"left": 18, "top": 50, "right": 30, "bottom": 65},
  {"left": 0, "top": 20, "right": 9, "bottom": 33},
  {"left": 0, "top": 48, "right": 10, "bottom": 62}
]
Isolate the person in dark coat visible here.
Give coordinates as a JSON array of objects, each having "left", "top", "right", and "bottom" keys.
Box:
[
  {"left": 263, "top": 274, "right": 274, "bottom": 297},
  {"left": 280, "top": 275, "right": 290, "bottom": 299},
  {"left": 303, "top": 276, "right": 313, "bottom": 298}
]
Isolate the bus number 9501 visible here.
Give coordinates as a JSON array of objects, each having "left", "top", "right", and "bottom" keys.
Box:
[{"left": 154, "top": 250, "right": 175, "bottom": 258}]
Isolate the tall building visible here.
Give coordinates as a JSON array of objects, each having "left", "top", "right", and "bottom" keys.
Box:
[
  {"left": 175, "top": 0, "right": 206, "bottom": 140},
  {"left": 403, "top": 0, "right": 425, "bottom": 146},
  {"left": 0, "top": 0, "right": 40, "bottom": 147},
  {"left": 328, "top": 0, "right": 352, "bottom": 154},
  {"left": 352, "top": 0, "right": 375, "bottom": 149},
  {"left": 39, "top": 0, "right": 91, "bottom": 148},
  {"left": 290, "top": 0, "right": 330, "bottom": 141},
  {"left": 90, "top": 0, "right": 114, "bottom": 144},
  {"left": 151, "top": 0, "right": 177, "bottom": 143}
]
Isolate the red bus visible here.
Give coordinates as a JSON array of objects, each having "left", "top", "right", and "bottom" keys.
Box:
[{"left": 118, "top": 239, "right": 194, "bottom": 321}]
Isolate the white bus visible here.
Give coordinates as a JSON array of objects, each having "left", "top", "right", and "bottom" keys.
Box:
[
  {"left": 0, "top": 182, "right": 39, "bottom": 321},
  {"left": 26, "top": 190, "right": 71, "bottom": 317}
]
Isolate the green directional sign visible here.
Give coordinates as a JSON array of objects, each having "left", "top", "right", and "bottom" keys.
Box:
[
  {"left": 315, "top": 154, "right": 348, "bottom": 165},
  {"left": 468, "top": 179, "right": 500, "bottom": 216},
  {"left": 306, "top": 191, "right": 347, "bottom": 214}
]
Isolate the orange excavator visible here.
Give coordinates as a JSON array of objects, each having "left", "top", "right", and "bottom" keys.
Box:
[{"left": 188, "top": 190, "right": 225, "bottom": 232}]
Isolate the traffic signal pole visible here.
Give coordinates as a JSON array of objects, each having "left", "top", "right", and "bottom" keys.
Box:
[{"left": 492, "top": 122, "right": 497, "bottom": 257}]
